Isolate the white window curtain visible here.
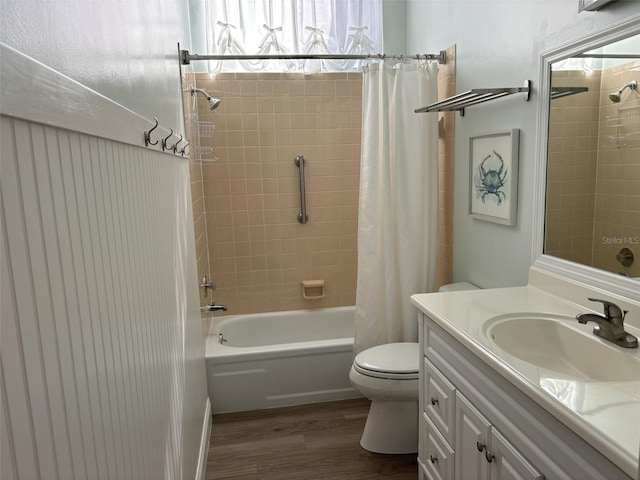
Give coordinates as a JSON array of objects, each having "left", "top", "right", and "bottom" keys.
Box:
[
  {"left": 354, "top": 61, "right": 439, "bottom": 354},
  {"left": 204, "top": 0, "right": 383, "bottom": 74}
]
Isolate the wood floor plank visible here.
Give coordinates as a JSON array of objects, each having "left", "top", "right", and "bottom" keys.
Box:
[{"left": 205, "top": 398, "right": 417, "bottom": 480}]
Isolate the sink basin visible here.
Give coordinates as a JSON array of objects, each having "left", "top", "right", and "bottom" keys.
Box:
[{"left": 484, "top": 314, "right": 640, "bottom": 382}]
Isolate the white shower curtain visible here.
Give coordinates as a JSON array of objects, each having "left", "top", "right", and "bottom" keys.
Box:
[{"left": 354, "top": 61, "right": 439, "bottom": 354}]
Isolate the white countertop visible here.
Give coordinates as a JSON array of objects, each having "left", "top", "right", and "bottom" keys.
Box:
[{"left": 411, "top": 285, "right": 640, "bottom": 478}]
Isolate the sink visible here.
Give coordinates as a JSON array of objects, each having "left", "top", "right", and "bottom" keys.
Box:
[{"left": 483, "top": 314, "right": 640, "bottom": 382}]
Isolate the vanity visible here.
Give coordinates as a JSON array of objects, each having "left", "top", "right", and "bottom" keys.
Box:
[
  {"left": 412, "top": 268, "right": 640, "bottom": 480},
  {"left": 412, "top": 14, "right": 640, "bottom": 480}
]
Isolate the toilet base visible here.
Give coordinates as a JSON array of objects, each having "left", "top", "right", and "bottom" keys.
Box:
[{"left": 359, "top": 399, "right": 418, "bottom": 454}]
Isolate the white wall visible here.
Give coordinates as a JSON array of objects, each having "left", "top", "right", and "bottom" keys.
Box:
[
  {"left": 0, "top": 1, "right": 209, "bottom": 478},
  {"left": 0, "top": 0, "right": 192, "bottom": 134},
  {"left": 405, "top": 0, "right": 640, "bottom": 288}
]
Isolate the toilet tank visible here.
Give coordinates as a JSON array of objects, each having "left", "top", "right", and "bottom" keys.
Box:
[{"left": 438, "top": 282, "right": 478, "bottom": 292}]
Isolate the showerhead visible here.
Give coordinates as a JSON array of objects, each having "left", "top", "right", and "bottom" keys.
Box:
[
  {"left": 208, "top": 97, "right": 221, "bottom": 110},
  {"left": 609, "top": 80, "right": 638, "bottom": 103},
  {"left": 190, "top": 87, "right": 222, "bottom": 110}
]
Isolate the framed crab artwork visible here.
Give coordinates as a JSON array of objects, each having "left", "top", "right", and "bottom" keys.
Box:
[{"left": 468, "top": 129, "right": 520, "bottom": 226}]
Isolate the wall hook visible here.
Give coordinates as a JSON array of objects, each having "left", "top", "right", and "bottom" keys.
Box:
[
  {"left": 179, "top": 140, "right": 190, "bottom": 157},
  {"left": 144, "top": 117, "right": 159, "bottom": 147},
  {"left": 161, "top": 128, "right": 174, "bottom": 151},
  {"left": 170, "top": 134, "right": 183, "bottom": 153}
]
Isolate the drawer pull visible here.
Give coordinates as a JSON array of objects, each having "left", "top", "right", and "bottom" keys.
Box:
[
  {"left": 430, "top": 396, "right": 439, "bottom": 406},
  {"left": 430, "top": 455, "right": 438, "bottom": 464},
  {"left": 485, "top": 451, "right": 495, "bottom": 463},
  {"left": 476, "top": 441, "right": 485, "bottom": 452}
]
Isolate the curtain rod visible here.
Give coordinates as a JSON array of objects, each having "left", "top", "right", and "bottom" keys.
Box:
[{"left": 180, "top": 49, "right": 447, "bottom": 65}]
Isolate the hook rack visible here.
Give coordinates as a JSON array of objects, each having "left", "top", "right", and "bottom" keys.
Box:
[
  {"left": 142, "top": 116, "right": 190, "bottom": 156},
  {"left": 415, "top": 80, "right": 532, "bottom": 116}
]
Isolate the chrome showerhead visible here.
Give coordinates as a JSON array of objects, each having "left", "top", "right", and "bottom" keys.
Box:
[
  {"left": 208, "top": 97, "right": 221, "bottom": 110},
  {"left": 190, "top": 87, "right": 222, "bottom": 110},
  {"left": 609, "top": 80, "right": 637, "bottom": 103}
]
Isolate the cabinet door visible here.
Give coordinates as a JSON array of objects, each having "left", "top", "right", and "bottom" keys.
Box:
[
  {"left": 489, "top": 428, "right": 544, "bottom": 480},
  {"left": 454, "top": 392, "right": 490, "bottom": 480}
]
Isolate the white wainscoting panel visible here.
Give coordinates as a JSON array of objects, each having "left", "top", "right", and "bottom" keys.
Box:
[{"left": 1, "top": 115, "right": 208, "bottom": 480}]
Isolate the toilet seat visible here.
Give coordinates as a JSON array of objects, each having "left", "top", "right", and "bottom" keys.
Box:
[{"left": 353, "top": 342, "right": 419, "bottom": 380}]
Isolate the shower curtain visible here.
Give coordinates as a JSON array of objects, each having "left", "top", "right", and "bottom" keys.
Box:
[{"left": 354, "top": 61, "right": 439, "bottom": 354}]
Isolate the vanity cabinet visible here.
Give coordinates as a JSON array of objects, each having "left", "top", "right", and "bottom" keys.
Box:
[
  {"left": 418, "top": 313, "right": 633, "bottom": 480},
  {"left": 420, "top": 358, "right": 543, "bottom": 480}
]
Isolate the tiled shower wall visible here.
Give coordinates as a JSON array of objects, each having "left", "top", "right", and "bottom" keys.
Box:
[
  {"left": 190, "top": 52, "right": 456, "bottom": 315},
  {"left": 546, "top": 60, "right": 639, "bottom": 277},
  {"left": 593, "top": 60, "right": 640, "bottom": 277},
  {"left": 184, "top": 69, "right": 214, "bottom": 335},
  {"left": 194, "top": 72, "right": 363, "bottom": 314},
  {"left": 435, "top": 45, "right": 456, "bottom": 291},
  {"left": 546, "top": 70, "right": 601, "bottom": 265}
]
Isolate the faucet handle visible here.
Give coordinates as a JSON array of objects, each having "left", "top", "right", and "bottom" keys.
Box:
[{"left": 587, "top": 297, "right": 627, "bottom": 322}]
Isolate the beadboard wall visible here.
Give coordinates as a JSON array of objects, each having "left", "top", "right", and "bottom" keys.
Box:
[{"left": 1, "top": 45, "right": 208, "bottom": 480}]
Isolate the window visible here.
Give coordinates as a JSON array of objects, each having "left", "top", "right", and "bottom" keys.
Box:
[{"left": 204, "top": 0, "right": 383, "bottom": 74}]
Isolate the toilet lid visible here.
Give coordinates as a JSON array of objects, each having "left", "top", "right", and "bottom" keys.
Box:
[{"left": 354, "top": 342, "right": 419, "bottom": 379}]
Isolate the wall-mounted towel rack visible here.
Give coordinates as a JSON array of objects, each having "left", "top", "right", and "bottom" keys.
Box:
[
  {"left": 415, "top": 80, "right": 531, "bottom": 116},
  {"left": 550, "top": 86, "right": 589, "bottom": 100}
]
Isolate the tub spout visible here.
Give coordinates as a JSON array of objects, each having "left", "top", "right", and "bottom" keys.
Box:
[{"left": 201, "top": 303, "right": 228, "bottom": 314}]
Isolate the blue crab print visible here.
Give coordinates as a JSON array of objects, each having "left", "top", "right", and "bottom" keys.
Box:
[{"left": 476, "top": 150, "right": 507, "bottom": 205}]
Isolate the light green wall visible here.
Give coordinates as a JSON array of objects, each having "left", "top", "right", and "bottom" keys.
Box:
[
  {"left": 383, "top": 0, "right": 407, "bottom": 53},
  {"left": 405, "top": 0, "right": 640, "bottom": 288}
]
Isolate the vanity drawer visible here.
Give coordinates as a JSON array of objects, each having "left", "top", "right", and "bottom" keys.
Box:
[
  {"left": 424, "top": 357, "right": 456, "bottom": 444},
  {"left": 421, "top": 412, "right": 455, "bottom": 480}
]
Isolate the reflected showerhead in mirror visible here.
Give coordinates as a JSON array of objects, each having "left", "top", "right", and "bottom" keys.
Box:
[
  {"left": 608, "top": 80, "right": 638, "bottom": 103},
  {"left": 190, "top": 87, "right": 222, "bottom": 110}
]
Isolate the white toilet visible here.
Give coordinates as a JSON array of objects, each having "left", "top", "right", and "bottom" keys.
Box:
[
  {"left": 349, "top": 342, "right": 419, "bottom": 454},
  {"left": 350, "top": 282, "right": 478, "bottom": 454}
]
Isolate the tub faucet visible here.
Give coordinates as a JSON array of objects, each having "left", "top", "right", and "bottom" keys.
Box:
[
  {"left": 576, "top": 298, "right": 638, "bottom": 348},
  {"left": 201, "top": 303, "right": 228, "bottom": 314}
]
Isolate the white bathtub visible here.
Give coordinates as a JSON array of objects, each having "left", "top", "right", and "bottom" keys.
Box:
[{"left": 205, "top": 306, "right": 360, "bottom": 413}]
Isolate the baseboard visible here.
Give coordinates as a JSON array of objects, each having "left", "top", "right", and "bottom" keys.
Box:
[{"left": 195, "top": 397, "right": 212, "bottom": 480}]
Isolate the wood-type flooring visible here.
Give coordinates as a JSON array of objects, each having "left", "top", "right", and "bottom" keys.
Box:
[{"left": 205, "top": 397, "right": 418, "bottom": 480}]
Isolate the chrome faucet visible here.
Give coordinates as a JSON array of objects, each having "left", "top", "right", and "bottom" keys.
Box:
[
  {"left": 576, "top": 298, "right": 638, "bottom": 348},
  {"left": 201, "top": 303, "right": 228, "bottom": 314}
]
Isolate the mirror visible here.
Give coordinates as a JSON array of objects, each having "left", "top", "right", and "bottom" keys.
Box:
[
  {"left": 546, "top": 33, "right": 640, "bottom": 278},
  {"left": 533, "top": 16, "right": 640, "bottom": 301}
]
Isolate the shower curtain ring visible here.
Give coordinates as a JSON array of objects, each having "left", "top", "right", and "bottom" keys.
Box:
[
  {"left": 171, "top": 134, "right": 183, "bottom": 154},
  {"left": 144, "top": 117, "right": 159, "bottom": 147},
  {"left": 161, "top": 128, "right": 174, "bottom": 151}
]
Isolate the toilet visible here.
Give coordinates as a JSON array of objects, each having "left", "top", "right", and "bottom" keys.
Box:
[
  {"left": 349, "top": 342, "right": 419, "bottom": 454},
  {"left": 350, "top": 282, "right": 478, "bottom": 454}
]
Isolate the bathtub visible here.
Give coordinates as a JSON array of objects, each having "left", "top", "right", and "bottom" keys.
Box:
[{"left": 205, "top": 306, "right": 360, "bottom": 413}]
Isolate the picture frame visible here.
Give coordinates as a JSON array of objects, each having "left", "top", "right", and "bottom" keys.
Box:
[{"left": 469, "top": 129, "right": 520, "bottom": 226}]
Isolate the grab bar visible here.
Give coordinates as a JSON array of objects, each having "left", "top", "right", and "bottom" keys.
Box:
[{"left": 295, "top": 155, "right": 309, "bottom": 224}]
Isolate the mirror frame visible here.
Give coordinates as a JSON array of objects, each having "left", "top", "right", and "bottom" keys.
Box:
[{"left": 532, "top": 14, "right": 640, "bottom": 302}]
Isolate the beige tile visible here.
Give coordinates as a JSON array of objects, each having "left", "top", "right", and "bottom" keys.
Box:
[{"left": 189, "top": 68, "right": 460, "bottom": 312}]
